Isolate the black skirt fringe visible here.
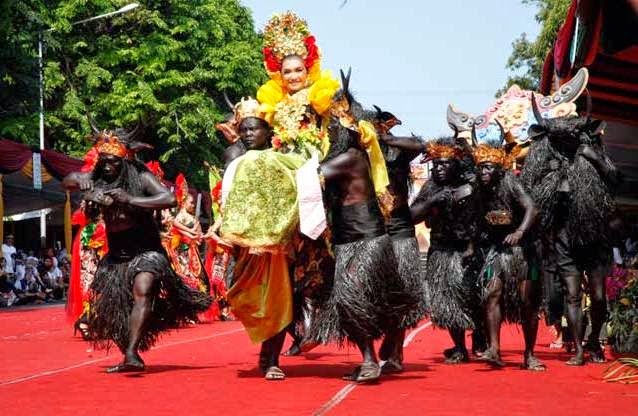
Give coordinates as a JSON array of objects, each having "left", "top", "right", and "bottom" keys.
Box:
[
  {"left": 391, "top": 237, "right": 427, "bottom": 328},
  {"left": 424, "top": 248, "right": 476, "bottom": 331},
  {"left": 308, "top": 234, "right": 404, "bottom": 345},
  {"left": 88, "top": 250, "right": 212, "bottom": 352}
]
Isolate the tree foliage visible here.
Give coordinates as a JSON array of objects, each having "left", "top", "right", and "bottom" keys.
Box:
[
  {"left": 0, "top": 0, "right": 266, "bottom": 189},
  {"left": 498, "top": 0, "right": 572, "bottom": 95}
]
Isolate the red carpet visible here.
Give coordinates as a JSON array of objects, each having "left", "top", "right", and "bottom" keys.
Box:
[{"left": 1, "top": 305, "right": 635, "bottom": 415}]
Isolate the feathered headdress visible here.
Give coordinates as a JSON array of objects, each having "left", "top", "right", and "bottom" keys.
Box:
[
  {"left": 175, "top": 173, "right": 189, "bottom": 209},
  {"left": 262, "top": 12, "right": 321, "bottom": 83},
  {"left": 145, "top": 161, "right": 165, "bottom": 181},
  {"left": 82, "top": 114, "right": 152, "bottom": 169},
  {"left": 424, "top": 137, "right": 465, "bottom": 161},
  {"left": 80, "top": 146, "right": 100, "bottom": 173}
]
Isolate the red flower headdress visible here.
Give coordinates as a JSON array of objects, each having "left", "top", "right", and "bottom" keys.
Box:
[
  {"left": 175, "top": 173, "right": 189, "bottom": 209},
  {"left": 145, "top": 161, "right": 165, "bottom": 181},
  {"left": 80, "top": 146, "right": 100, "bottom": 173}
]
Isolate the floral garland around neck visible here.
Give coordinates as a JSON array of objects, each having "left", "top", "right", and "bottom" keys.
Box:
[{"left": 270, "top": 89, "right": 326, "bottom": 155}]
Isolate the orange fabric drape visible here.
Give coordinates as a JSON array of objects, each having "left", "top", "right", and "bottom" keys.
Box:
[
  {"left": 226, "top": 249, "right": 293, "bottom": 344},
  {"left": 20, "top": 159, "right": 54, "bottom": 183},
  {"left": 66, "top": 223, "right": 84, "bottom": 323}
]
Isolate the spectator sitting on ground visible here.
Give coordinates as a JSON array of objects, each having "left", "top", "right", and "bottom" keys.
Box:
[
  {"left": 0, "top": 258, "right": 19, "bottom": 307},
  {"left": 14, "top": 253, "right": 26, "bottom": 281},
  {"left": 14, "top": 264, "right": 47, "bottom": 305},
  {"left": 41, "top": 257, "right": 64, "bottom": 300},
  {"left": 59, "top": 257, "right": 71, "bottom": 291}
]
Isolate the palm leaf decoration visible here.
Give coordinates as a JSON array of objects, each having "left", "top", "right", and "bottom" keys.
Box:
[{"left": 603, "top": 358, "right": 638, "bottom": 384}]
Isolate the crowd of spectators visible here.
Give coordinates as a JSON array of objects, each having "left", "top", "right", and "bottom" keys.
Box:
[{"left": 1, "top": 234, "right": 70, "bottom": 308}]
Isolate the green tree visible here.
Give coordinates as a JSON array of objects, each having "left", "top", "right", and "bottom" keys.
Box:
[
  {"left": 0, "top": 0, "right": 266, "bottom": 189},
  {"left": 498, "top": 0, "right": 571, "bottom": 95},
  {"left": 0, "top": 1, "right": 53, "bottom": 143}
]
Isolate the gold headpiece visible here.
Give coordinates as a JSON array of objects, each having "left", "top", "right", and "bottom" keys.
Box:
[
  {"left": 425, "top": 142, "right": 464, "bottom": 161},
  {"left": 473, "top": 144, "right": 507, "bottom": 166},
  {"left": 215, "top": 97, "right": 265, "bottom": 143},
  {"left": 234, "top": 97, "right": 262, "bottom": 123},
  {"left": 94, "top": 132, "right": 128, "bottom": 158},
  {"left": 262, "top": 12, "right": 321, "bottom": 79}
]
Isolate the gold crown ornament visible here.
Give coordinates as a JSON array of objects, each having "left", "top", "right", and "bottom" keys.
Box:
[
  {"left": 234, "top": 97, "right": 262, "bottom": 122},
  {"left": 262, "top": 12, "right": 321, "bottom": 78},
  {"left": 215, "top": 97, "right": 265, "bottom": 144}
]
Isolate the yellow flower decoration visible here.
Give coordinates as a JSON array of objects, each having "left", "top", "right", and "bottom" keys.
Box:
[{"left": 308, "top": 70, "right": 340, "bottom": 115}]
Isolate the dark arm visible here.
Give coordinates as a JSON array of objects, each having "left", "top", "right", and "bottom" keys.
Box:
[
  {"left": 504, "top": 179, "right": 538, "bottom": 246},
  {"left": 410, "top": 187, "right": 451, "bottom": 225},
  {"left": 380, "top": 134, "right": 426, "bottom": 153},
  {"left": 106, "top": 172, "right": 176, "bottom": 209},
  {"left": 134, "top": 172, "right": 176, "bottom": 209},
  {"left": 222, "top": 143, "right": 246, "bottom": 169},
  {"left": 578, "top": 144, "right": 621, "bottom": 188},
  {"left": 62, "top": 172, "right": 93, "bottom": 192}
]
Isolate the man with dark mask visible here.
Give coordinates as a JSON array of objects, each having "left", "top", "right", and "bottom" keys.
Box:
[
  {"left": 410, "top": 137, "right": 481, "bottom": 364},
  {"left": 470, "top": 124, "right": 544, "bottom": 370},
  {"left": 366, "top": 106, "right": 427, "bottom": 374},
  {"left": 63, "top": 125, "right": 211, "bottom": 373},
  {"left": 521, "top": 90, "right": 620, "bottom": 365},
  {"left": 308, "top": 72, "right": 415, "bottom": 383}
]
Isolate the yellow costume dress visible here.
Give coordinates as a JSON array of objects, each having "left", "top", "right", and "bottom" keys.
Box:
[{"left": 222, "top": 70, "right": 339, "bottom": 344}]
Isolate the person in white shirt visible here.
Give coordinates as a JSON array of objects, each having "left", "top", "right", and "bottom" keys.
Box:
[{"left": 2, "top": 235, "right": 17, "bottom": 274}]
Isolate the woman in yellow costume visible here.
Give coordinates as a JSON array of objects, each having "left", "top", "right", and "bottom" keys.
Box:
[{"left": 216, "top": 12, "right": 338, "bottom": 381}]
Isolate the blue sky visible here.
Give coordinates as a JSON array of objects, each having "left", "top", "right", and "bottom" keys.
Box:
[{"left": 241, "top": 0, "right": 540, "bottom": 137}]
